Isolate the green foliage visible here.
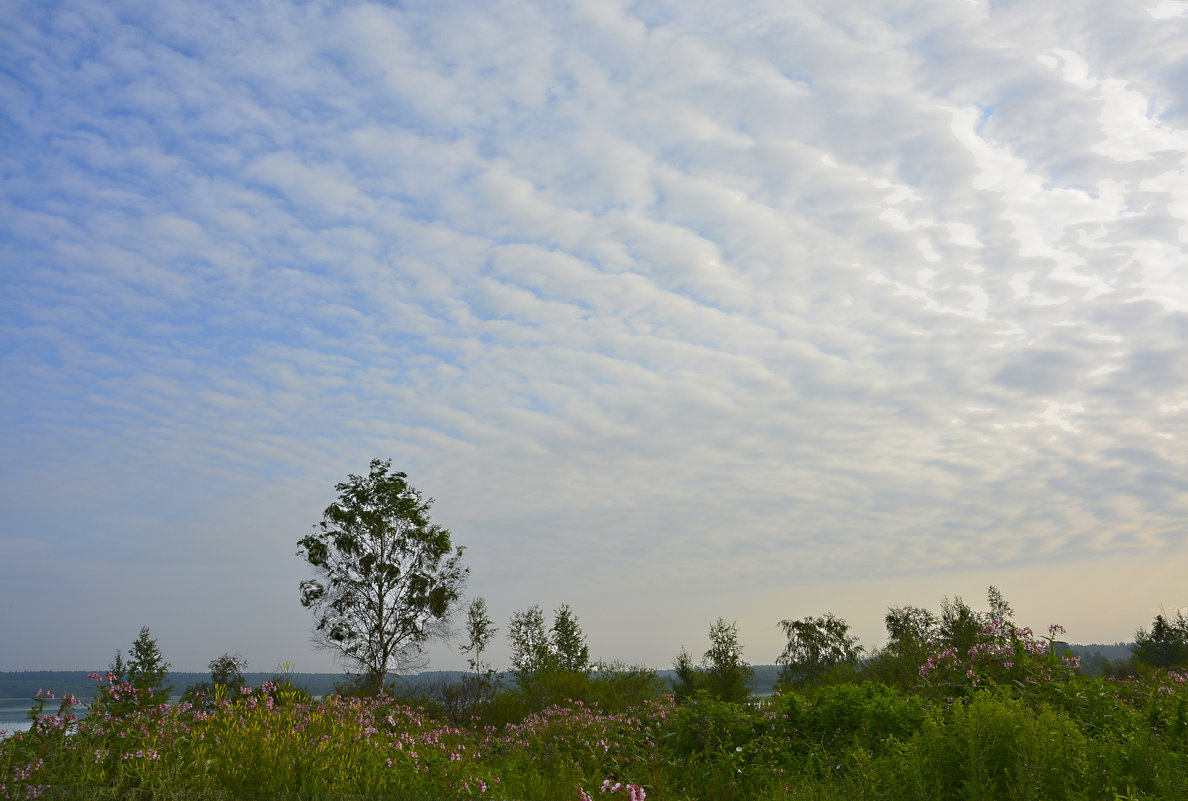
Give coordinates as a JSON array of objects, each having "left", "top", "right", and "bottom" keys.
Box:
[
  {"left": 208, "top": 653, "right": 247, "bottom": 690},
  {"left": 1132, "top": 611, "right": 1188, "bottom": 669},
  {"left": 507, "top": 603, "right": 593, "bottom": 710},
  {"left": 551, "top": 604, "right": 590, "bottom": 673},
  {"left": 671, "top": 646, "right": 700, "bottom": 702},
  {"left": 797, "top": 683, "right": 928, "bottom": 754},
  {"left": 434, "top": 596, "right": 501, "bottom": 721},
  {"left": 265, "top": 661, "right": 313, "bottom": 705},
  {"left": 6, "top": 667, "right": 1188, "bottom": 800},
  {"left": 865, "top": 605, "right": 940, "bottom": 689},
  {"left": 11, "top": 590, "right": 1188, "bottom": 800},
  {"left": 509, "top": 604, "right": 552, "bottom": 678},
  {"left": 511, "top": 661, "right": 666, "bottom": 720},
  {"left": 296, "top": 459, "right": 468, "bottom": 688},
  {"left": 874, "top": 690, "right": 1091, "bottom": 801},
  {"left": 702, "top": 618, "right": 754, "bottom": 703},
  {"left": 107, "top": 650, "right": 125, "bottom": 683},
  {"left": 483, "top": 661, "right": 666, "bottom": 726},
  {"left": 918, "top": 619, "right": 1084, "bottom": 700},
  {"left": 182, "top": 652, "right": 246, "bottom": 710},
  {"left": 666, "top": 693, "right": 774, "bottom": 799},
  {"left": 461, "top": 596, "right": 497, "bottom": 678},
  {"left": 865, "top": 587, "right": 1025, "bottom": 690},
  {"left": 986, "top": 585, "right": 1014, "bottom": 623},
  {"left": 585, "top": 661, "right": 668, "bottom": 712},
  {"left": 1031, "top": 676, "right": 1144, "bottom": 739},
  {"left": 776, "top": 612, "right": 864, "bottom": 688},
  {"left": 939, "top": 594, "right": 986, "bottom": 654},
  {"left": 125, "top": 627, "right": 172, "bottom": 706},
  {"left": 884, "top": 605, "right": 941, "bottom": 654},
  {"left": 183, "top": 657, "right": 311, "bottom": 710},
  {"left": 671, "top": 692, "right": 762, "bottom": 758},
  {"left": 668, "top": 619, "right": 755, "bottom": 703}
]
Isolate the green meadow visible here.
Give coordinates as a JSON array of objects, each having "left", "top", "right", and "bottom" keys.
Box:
[{"left": 3, "top": 618, "right": 1187, "bottom": 800}]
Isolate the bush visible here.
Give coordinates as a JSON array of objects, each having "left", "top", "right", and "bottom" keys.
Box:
[
  {"left": 779, "top": 683, "right": 927, "bottom": 756},
  {"left": 482, "top": 663, "right": 668, "bottom": 727},
  {"left": 919, "top": 621, "right": 1082, "bottom": 699},
  {"left": 670, "top": 693, "right": 761, "bottom": 759},
  {"left": 586, "top": 662, "right": 669, "bottom": 712},
  {"left": 875, "top": 691, "right": 1089, "bottom": 801},
  {"left": 5, "top": 671, "right": 1188, "bottom": 801}
]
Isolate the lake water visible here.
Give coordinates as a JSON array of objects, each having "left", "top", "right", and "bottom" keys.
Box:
[
  {"left": 0, "top": 696, "right": 92, "bottom": 740},
  {"left": 0, "top": 719, "right": 34, "bottom": 738},
  {"left": 1, "top": 698, "right": 36, "bottom": 739},
  {"left": 0, "top": 693, "right": 326, "bottom": 741}
]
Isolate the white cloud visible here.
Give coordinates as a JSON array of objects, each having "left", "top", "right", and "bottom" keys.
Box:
[
  {"left": 1148, "top": 1, "right": 1188, "bottom": 19},
  {"left": 1, "top": 0, "right": 1187, "bottom": 672}
]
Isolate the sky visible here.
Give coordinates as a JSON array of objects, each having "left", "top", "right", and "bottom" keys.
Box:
[{"left": 2, "top": 0, "right": 1188, "bottom": 676}]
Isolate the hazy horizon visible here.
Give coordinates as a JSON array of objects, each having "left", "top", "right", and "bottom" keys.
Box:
[{"left": 3, "top": 0, "right": 1187, "bottom": 675}]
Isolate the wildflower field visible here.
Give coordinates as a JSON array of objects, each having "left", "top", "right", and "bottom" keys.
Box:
[{"left": 3, "top": 655, "right": 1187, "bottom": 801}]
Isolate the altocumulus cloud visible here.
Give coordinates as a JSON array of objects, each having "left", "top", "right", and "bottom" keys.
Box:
[{"left": 1, "top": 0, "right": 1186, "bottom": 671}]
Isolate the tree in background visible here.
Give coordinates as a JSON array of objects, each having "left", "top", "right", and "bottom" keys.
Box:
[
  {"left": 937, "top": 586, "right": 1021, "bottom": 654},
  {"left": 508, "top": 604, "right": 591, "bottom": 679},
  {"left": 776, "top": 613, "right": 863, "bottom": 687},
  {"left": 461, "top": 597, "right": 498, "bottom": 680},
  {"left": 1132, "top": 611, "right": 1188, "bottom": 669},
  {"left": 862, "top": 587, "right": 1021, "bottom": 688},
  {"left": 671, "top": 646, "right": 700, "bottom": 702},
  {"left": 884, "top": 606, "right": 941, "bottom": 656},
  {"left": 986, "top": 585, "right": 1014, "bottom": 624},
  {"left": 440, "top": 596, "right": 500, "bottom": 718},
  {"left": 939, "top": 595, "right": 985, "bottom": 654},
  {"left": 208, "top": 652, "right": 248, "bottom": 692},
  {"left": 508, "top": 605, "right": 553, "bottom": 679},
  {"left": 107, "top": 650, "right": 126, "bottom": 683},
  {"left": 551, "top": 604, "right": 590, "bottom": 673},
  {"left": 97, "top": 627, "right": 172, "bottom": 715},
  {"left": 702, "top": 618, "right": 753, "bottom": 703},
  {"left": 498, "top": 603, "right": 597, "bottom": 717},
  {"left": 865, "top": 605, "right": 940, "bottom": 688},
  {"left": 126, "top": 626, "right": 172, "bottom": 705},
  {"left": 183, "top": 653, "right": 248, "bottom": 709},
  {"left": 297, "top": 459, "right": 468, "bottom": 691}
]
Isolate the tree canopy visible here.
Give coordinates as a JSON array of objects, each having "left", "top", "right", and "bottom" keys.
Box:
[
  {"left": 1132, "top": 611, "right": 1188, "bottom": 669},
  {"left": 776, "top": 613, "right": 863, "bottom": 687},
  {"left": 126, "top": 626, "right": 172, "bottom": 705},
  {"left": 461, "top": 597, "right": 497, "bottom": 678},
  {"left": 702, "top": 618, "right": 754, "bottom": 702},
  {"left": 297, "top": 459, "right": 468, "bottom": 690},
  {"left": 508, "top": 603, "right": 590, "bottom": 679}
]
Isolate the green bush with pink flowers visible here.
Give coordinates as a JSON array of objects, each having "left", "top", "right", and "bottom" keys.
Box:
[{"left": 4, "top": 613, "right": 1187, "bottom": 800}]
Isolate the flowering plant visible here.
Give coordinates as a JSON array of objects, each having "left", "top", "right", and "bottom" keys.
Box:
[
  {"left": 578, "top": 778, "right": 646, "bottom": 801},
  {"left": 25, "top": 690, "right": 81, "bottom": 737},
  {"left": 919, "top": 621, "right": 1081, "bottom": 696}
]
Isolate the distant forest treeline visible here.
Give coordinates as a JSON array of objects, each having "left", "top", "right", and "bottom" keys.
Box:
[
  {"left": 1067, "top": 643, "right": 1136, "bottom": 674},
  {"left": 0, "top": 645, "right": 1134, "bottom": 701},
  {"left": 0, "top": 672, "right": 352, "bottom": 700},
  {"left": 0, "top": 667, "right": 774, "bottom": 701}
]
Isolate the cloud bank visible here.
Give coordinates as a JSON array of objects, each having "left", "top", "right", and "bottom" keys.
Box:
[{"left": 1, "top": 0, "right": 1186, "bottom": 670}]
